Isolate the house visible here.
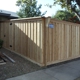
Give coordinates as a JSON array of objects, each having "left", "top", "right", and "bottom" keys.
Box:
[{"left": 0, "top": 9, "right": 18, "bottom": 21}]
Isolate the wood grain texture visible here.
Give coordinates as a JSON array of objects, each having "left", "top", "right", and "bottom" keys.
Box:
[
  {"left": 45, "top": 19, "right": 80, "bottom": 65},
  {"left": 0, "top": 17, "right": 80, "bottom": 66},
  {"left": 0, "top": 18, "right": 43, "bottom": 66}
]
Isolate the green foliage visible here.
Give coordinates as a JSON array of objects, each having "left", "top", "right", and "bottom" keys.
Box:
[
  {"left": 0, "top": 39, "right": 3, "bottom": 49},
  {"left": 52, "top": 10, "right": 79, "bottom": 23},
  {"left": 16, "top": 0, "right": 46, "bottom": 18},
  {"left": 53, "top": 0, "right": 68, "bottom": 9},
  {"left": 53, "top": 0, "right": 80, "bottom": 10},
  {"left": 49, "top": 0, "right": 80, "bottom": 20}
]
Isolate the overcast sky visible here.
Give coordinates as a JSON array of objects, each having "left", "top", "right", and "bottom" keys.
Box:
[{"left": 0, "top": 0, "right": 63, "bottom": 17}]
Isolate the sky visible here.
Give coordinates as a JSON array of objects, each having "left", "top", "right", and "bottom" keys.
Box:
[{"left": 0, "top": 0, "right": 63, "bottom": 17}]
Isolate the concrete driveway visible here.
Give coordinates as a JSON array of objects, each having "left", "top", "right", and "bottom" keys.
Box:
[{"left": 6, "top": 59, "right": 80, "bottom": 80}]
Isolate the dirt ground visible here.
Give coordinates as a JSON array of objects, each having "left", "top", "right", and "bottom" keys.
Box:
[{"left": 0, "top": 48, "right": 42, "bottom": 80}]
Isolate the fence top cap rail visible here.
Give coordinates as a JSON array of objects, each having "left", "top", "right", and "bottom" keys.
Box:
[
  {"left": 0, "top": 16, "right": 51, "bottom": 22},
  {"left": 51, "top": 18, "right": 80, "bottom": 25},
  {"left": 10, "top": 16, "right": 46, "bottom": 21},
  {"left": 0, "top": 16, "right": 48, "bottom": 22}
]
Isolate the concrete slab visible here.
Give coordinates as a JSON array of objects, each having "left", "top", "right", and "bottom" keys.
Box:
[
  {"left": 53, "top": 71, "right": 75, "bottom": 80},
  {"left": 42, "top": 68, "right": 58, "bottom": 77},
  {"left": 6, "top": 59, "right": 80, "bottom": 80},
  {"left": 67, "top": 61, "right": 80, "bottom": 71},
  {"left": 62, "top": 67, "right": 80, "bottom": 77},
  {"left": 6, "top": 70, "right": 58, "bottom": 80}
]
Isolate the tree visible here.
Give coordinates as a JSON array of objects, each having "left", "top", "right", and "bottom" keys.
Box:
[
  {"left": 16, "top": 0, "right": 46, "bottom": 18},
  {"left": 49, "top": 0, "right": 80, "bottom": 20},
  {"left": 52, "top": 10, "right": 79, "bottom": 23}
]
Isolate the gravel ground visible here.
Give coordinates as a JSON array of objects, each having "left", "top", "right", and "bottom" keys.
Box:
[{"left": 0, "top": 48, "right": 42, "bottom": 80}]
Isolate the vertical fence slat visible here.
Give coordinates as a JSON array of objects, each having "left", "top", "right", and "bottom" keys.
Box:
[{"left": 26, "top": 22, "right": 28, "bottom": 56}]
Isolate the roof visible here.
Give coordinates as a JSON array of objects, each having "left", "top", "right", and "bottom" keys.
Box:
[{"left": 0, "top": 9, "right": 19, "bottom": 19}]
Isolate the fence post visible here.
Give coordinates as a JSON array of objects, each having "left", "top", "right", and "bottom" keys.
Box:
[
  {"left": 42, "top": 17, "right": 46, "bottom": 66},
  {"left": 42, "top": 17, "right": 51, "bottom": 66}
]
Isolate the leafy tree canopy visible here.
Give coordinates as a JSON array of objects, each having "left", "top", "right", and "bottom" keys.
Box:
[
  {"left": 52, "top": 10, "right": 79, "bottom": 23},
  {"left": 47, "top": 0, "right": 80, "bottom": 20},
  {"left": 16, "top": 0, "right": 47, "bottom": 18}
]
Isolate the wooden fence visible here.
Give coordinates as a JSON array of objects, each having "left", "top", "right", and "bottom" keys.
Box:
[
  {"left": 45, "top": 19, "right": 80, "bottom": 65},
  {"left": 0, "top": 17, "right": 45, "bottom": 66},
  {"left": 0, "top": 17, "right": 80, "bottom": 66}
]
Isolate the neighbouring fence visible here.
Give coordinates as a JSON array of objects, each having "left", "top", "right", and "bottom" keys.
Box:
[{"left": 0, "top": 17, "right": 80, "bottom": 66}]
